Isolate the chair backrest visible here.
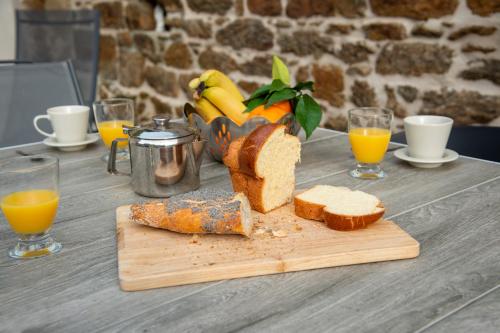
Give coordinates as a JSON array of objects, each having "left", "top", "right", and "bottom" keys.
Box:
[
  {"left": 15, "top": 10, "right": 100, "bottom": 112},
  {"left": 0, "top": 61, "right": 84, "bottom": 148}
]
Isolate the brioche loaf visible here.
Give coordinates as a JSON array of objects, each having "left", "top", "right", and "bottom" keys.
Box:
[
  {"left": 294, "top": 185, "right": 385, "bottom": 231},
  {"left": 223, "top": 124, "right": 301, "bottom": 213},
  {"left": 130, "top": 189, "right": 253, "bottom": 237}
]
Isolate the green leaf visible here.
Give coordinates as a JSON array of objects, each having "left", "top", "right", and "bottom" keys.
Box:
[
  {"left": 244, "top": 97, "right": 266, "bottom": 113},
  {"left": 293, "top": 81, "right": 314, "bottom": 92},
  {"left": 269, "top": 79, "right": 287, "bottom": 93},
  {"left": 272, "top": 55, "right": 290, "bottom": 85},
  {"left": 248, "top": 84, "right": 271, "bottom": 100},
  {"left": 295, "top": 94, "right": 322, "bottom": 139},
  {"left": 264, "top": 88, "right": 296, "bottom": 109}
]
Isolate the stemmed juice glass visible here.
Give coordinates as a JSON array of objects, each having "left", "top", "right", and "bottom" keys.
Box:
[
  {"left": 93, "top": 98, "right": 135, "bottom": 161},
  {"left": 348, "top": 107, "right": 393, "bottom": 179},
  {"left": 0, "top": 155, "right": 62, "bottom": 258}
]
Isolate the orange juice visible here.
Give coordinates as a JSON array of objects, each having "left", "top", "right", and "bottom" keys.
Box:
[
  {"left": 1, "top": 190, "right": 59, "bottom": 234},
  {"left": 97, "top": 120, "right": 133, "bottom": 148},
  {"left": 349, "top": 127, "right": 391, "bottom": 164}
]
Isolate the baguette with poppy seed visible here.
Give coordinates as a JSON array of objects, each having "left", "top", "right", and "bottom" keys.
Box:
[{"left": 130, "top": 189, "right": 253, "bottom": 237}]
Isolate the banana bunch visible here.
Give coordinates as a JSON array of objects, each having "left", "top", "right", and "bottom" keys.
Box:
[{"left": 189, "top": 70, "right": 248, "bottom": 126}]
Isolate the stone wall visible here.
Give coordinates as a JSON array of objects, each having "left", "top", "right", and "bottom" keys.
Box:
[{"left": 22, "top": 0, "right": 500, "bottom": 131}]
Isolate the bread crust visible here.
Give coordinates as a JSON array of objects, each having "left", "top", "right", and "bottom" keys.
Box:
[
  {"left": 130, "top": 193, "right": 252, "bottom": 236},
  {"left": 238, "top": 124, "right": 285, "bottom": 177},
  {"left": 294, "top": 188, "right": 385, "bottom": 231},
  {"left": 224, "top": 136, "right": 268, "bottom": 212},
  {"left": 222, "top": 136, "right": 245, "bottom": 170},
  {"left": 223, "top": 124, "right": 297, "bottom": 213},
  {"left": 323, "top": 203, "right": 385, "bottom": 231},
  {"left": 228, "top": 170, "right": 267, "bottom": 213},
  {"left": 293, "top": 196, "right": 325, "bottom": 221}
]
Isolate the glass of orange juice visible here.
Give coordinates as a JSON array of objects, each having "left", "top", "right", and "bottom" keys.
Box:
[
  {"left": 93, "top": 98, "right": 135, "bottom": 161},
  {"left": 348, "top": 107, "right": 393, "bottom": 179},
  {"left": 0, "top": 155, "right": 62, "bottom": 258}
]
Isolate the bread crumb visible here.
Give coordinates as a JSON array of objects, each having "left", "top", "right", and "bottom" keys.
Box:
[
  {"left": 272, "top": 229, "right": 288, "bottom": 238},
  {"left": 254, "top": 228, "right": 267, "bottom": 235},
  {"left": 294, "top": 224, "right": 303, "bottom": 231},
  {"left": 189, "top": 235, "right": 200, "bottom": 244}
]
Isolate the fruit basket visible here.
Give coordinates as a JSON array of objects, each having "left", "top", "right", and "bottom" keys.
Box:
[{"left": 184, "top": 103, "right": 301, "bottom": 162}]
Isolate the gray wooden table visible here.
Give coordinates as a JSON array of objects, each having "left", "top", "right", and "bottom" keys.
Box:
[{"left": 0, "top": 128, "right": 499, "bottom": 333}]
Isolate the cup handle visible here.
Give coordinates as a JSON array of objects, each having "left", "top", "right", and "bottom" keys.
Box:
[
  {"left": 33, "top": 115, "right": 55, "bottom": 138},
  {"left": 107, "top": 138, "right": 131, "bottom": 176}
]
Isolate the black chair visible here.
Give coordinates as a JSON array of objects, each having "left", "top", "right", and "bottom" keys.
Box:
[
  {"left": 15, "top": 9, "right": 100, "bottom": 128},
  {"left": 0, "top": 61, "right": 84, "bottom": 147},
  {"left": 392, "top": 126, "right": 500, "bottom": 162}
]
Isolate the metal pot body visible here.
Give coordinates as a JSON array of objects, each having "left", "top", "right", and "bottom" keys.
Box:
[
  {"left": 107, "top": 116, "right": 206, "bottom": 198},
  {"left": 128, "top": 139, "right": 203, "bottom": 197}
]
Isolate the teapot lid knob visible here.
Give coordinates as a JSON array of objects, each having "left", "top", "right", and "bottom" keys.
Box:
[{"left": 153, "top": 115, "right": 171, "bottom": 129}]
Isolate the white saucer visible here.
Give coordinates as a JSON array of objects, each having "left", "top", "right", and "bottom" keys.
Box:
[
  {"left": 43, "top": 133, "right": 100, "bottom": 152},
  {"left": 394, "top": 148, "right": 459, "bottom": 168}
]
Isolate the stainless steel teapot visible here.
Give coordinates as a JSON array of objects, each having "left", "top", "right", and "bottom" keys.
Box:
[{"left": 108, "top": 115, "right": 206, "bottom": 197}]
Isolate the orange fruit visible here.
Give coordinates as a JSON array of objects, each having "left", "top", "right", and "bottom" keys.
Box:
[{"left": 248, "top": 101, "right": 292, "bottom": 123}]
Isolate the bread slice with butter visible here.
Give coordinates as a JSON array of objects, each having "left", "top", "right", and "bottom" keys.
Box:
[{"left": 294, "top": 185, "right": 385, "bottom": 231}]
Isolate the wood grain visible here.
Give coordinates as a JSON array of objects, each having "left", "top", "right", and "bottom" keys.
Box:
[
  {"left": 117, "top": 204, "right": 419, "bottom": 290},
  {"left": 0, "top": 128, "right": 499, "bottom": 332},
  {"left": 423, "top": 285, "right": 500, "bottom": 333}
]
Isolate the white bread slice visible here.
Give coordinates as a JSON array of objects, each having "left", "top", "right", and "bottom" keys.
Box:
[
  {"left": 224, "top": 124, "right": 301, "bottom": 213},
  {"left": 294, "top": 185, "right": 385, "bottom": 231}
]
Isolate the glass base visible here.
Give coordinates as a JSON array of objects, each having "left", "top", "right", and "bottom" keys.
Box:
[
  {"left": 8, "top": 232, "right": 62, "bottom": 259},
  {"left": 350, "top": 163, "right": 385, "bottom": 180},
  {"left": 101, "top": 150, "right": 129, "bottom": 162}
]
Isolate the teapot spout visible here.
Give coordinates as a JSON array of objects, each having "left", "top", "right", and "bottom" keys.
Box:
[{"left": 192, "top": 139, "right": 207, "bottom": 169}]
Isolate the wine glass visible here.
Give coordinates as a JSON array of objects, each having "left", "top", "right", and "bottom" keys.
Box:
[
  {"left": 0, "top": 155, "right": 62, "bottom": 259},
  {"left": 93, "top": 98, "right": 135, "bottom": 161},
  {"left": 348, "top": 107, "right": 393, "bottom": 179}
]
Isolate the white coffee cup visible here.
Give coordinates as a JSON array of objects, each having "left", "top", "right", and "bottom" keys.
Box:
[
  {"left": 34, "top": 105, "right": 89, "bottom": 143},
  {"left": 404, "top": 115, "right": 453, "bottom": 160}
]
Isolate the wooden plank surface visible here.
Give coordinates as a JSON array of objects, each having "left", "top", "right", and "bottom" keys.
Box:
[
  {"left": 117, "top": 204, "right": 418, "bottom": 290},
  {"left": 0, "top": 128, "right": 499, "bottom": 332},
  {"left": 424, "top": 286, "right": 500, "bottom": 333},
  {"left": 107, "top": 177, "right": 500, "bottom": 333}
]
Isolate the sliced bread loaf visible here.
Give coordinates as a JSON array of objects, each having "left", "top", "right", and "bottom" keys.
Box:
[
  {"left": 223, "top": 124, "right": 301, "bottom": 213},
  {"left": 294, "top": 185, "right": 385, "bottom": 231}
]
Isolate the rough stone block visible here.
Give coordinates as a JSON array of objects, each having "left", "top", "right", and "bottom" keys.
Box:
[
  {"left": 119, "top": 52, "right": 145, "bottom": 87},
  {"left": 145, "top": 65, "right": 179, "bottom": 96},
  {"left": 363, "top": 23, "right": 406, "bottom": 40},
  {"left": 420, "top": 89, "right": 500, "bottom": 124},
  {"left": 248, "top": 0, "right": 282, "bottom": 16},
  {"left": 370, "top": 0, "right": 458, "bottom": 20},
  {"left": 216, "top": 19, "right": 273, "bottom": 51},
  {"left": 376, "top": 43, "right": 453, "bottom": 76},
  {"left": 186, "top": 0, "right": 232, "bottom": 14},
  {"left": 278, "top": 30, "right": 333, "bottom": 56}
]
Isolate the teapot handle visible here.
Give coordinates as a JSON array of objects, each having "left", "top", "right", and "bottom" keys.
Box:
[{"left": 107, "top": 138, "right": 131, "bottom": 176}]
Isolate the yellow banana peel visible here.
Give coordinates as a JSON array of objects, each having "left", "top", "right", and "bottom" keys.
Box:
[
  {"left": 200, "top": 70, "right": 244, "bottom": 102},
  {"left": 188, "top": 78, "right": 201, "bottom": 91},
  {"left": 201, "top": 86, "right": 248, "bottom": 126},
  {"left": 194, "top": 97, "right": 223, "bottom": 124}
]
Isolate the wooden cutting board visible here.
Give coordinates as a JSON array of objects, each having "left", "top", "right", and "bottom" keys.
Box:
[{"left": 116, "top": 204, "right": 419, "bottom": 291}]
